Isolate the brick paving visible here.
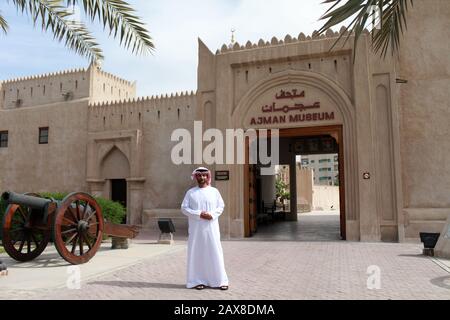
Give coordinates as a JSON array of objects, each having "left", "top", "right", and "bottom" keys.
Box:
[
  {"left": 8, "top": 240, "right": 448, "bottom": 300},
  {"left": 2, "top": 212, "right": 449, "bottom": 300}
]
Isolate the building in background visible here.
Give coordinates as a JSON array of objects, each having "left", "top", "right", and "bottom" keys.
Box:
[
  {"left": 1, "top": 1, "right": 449, "bottom": 242},
  {"left": 298, "top": 154, "right": 339, "bottom": 186}
]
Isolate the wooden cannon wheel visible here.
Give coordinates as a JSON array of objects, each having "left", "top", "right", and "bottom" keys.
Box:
[
  {"left": 53, "top": 192, "right": 104, "bottom": 264},
  {"left": 2, "top": 193, "right": 52, "bottom": 262}
]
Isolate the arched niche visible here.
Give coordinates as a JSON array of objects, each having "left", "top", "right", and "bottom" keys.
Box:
[{"left": 101, "top": 146, "right": 131, "bottom": 179}]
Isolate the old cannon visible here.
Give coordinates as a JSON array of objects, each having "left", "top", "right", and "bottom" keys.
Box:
[{"left": 1, "top": 191, "right": 139, "bottom": 265}]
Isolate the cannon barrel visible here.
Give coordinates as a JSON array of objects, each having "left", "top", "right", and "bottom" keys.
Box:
[{"left": 1, "top": 191, "right": 52, "bottom": 210}]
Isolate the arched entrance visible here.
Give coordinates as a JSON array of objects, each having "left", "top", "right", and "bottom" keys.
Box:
[
  {"left": 231, "top": 70, "right": 358, "bottom": 240},
  {"left": 86, "top": 129, "right": 145, "bottom": 225},
  {"left": 244, "top": 125, "right": 345, "bottom": 239},
  {"left": 101, "top": 146, "right": 130, "bottom": 222}
]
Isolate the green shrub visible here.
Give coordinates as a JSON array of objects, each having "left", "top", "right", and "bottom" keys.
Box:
[
  {"left": 0, "top": 192, "right": 126, "bottom": 241},
  {"left": 39, "top": 192, "right": 67, "bottom": 201},
  {"left": 94, "top": 197, "right": 126, "bottom": 224}
]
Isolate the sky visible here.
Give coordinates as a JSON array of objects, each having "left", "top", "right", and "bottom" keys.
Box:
[{"left": 0, "top": 0, "right": 338, "bottom": 97}]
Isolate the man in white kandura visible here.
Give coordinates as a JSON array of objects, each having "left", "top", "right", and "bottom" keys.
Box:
[{"left": 181, "top": 167, "right": 229, "bottom": 290}]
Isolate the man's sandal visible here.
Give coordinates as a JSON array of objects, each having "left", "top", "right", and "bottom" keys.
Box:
[{"left": 194, "top": 284, "right": 205, "bottom": 290}]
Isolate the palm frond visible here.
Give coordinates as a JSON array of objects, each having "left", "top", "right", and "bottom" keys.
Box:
[
  {"left": 0, "top": 12, "right": 8, "bottom": 33},
  {"left": 12, "top": 0, "right": 104, "bottom": 61},
  {"left": 372, "top": 0, "right": 413, "bottom": 57},
  {"left": 66, "top": 0, "right": 154, "bottom": 55},
  {"left": 318, "top": 0, "right": 413, "bottom": 59}
]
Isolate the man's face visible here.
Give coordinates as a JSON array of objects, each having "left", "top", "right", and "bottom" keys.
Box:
[{"left": 195, "top": 172, "right": 208, "bottom": 185}]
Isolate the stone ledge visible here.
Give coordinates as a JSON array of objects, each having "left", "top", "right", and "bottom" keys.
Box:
[{"left": 404, "top": 208, "right": 450, "bottom": 222}]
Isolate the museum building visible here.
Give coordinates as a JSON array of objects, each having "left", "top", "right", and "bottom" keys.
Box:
[{"left": 0, "top": 1, "right": 448, "bottom": 242}]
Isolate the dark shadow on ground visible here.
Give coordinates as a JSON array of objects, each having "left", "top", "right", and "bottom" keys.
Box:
[
  {"left": 430, "top": 276, "right": 450, "bottom": 290},
  {"left": 0, "top": 244, "right": 115, "bottom": 268},
  {"left": 397, "top": 254, "right": 429, "bottom": 259},
  {"left": 88, "top": 280, "right": 186, "bottom": 289}
]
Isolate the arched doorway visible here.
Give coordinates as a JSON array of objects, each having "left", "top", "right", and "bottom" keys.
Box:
[
  {"left": 86, "top": 129, "right": 146, "bottom": 226},
  {"left": 231, "top": 70, "right": 358, "bottom": 240},
  {"left": 244, "top": 125, "right": 345, "bottom": 240},
  {"left": 101, "top": 146, "right": 130, "bottom": 222}
]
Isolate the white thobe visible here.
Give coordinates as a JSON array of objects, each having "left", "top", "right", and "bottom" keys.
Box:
[{"left": 181, "top": 185, "right": 229, "bottom": 288}]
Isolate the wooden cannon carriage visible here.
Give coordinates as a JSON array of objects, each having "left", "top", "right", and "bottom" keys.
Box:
[{"left": 1, "top": 191, "right": 139, "bottom": 264}]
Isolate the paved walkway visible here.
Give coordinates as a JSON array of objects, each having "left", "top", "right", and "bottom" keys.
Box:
[
  {"left": 0, "top": 240, "right": 184, "bottom": 299},
  {"left": 1, "top": 212, "right": 449, "bottom": 300},
  {"left": 1, "top": 240, "right": 449, "bottom": 300},
  {"left": 252, "top": 211, "right": 341, "bottom": 241}
]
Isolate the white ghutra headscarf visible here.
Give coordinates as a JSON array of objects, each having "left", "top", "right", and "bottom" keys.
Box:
[{"left": 191, "top": 167, "right": 212, "bottom": 185}]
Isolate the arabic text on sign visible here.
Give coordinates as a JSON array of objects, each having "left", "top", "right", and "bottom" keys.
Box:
[
  {"left": 275, "top": 89, "right": 305, "bottom": 100},
  {"left": 261, "top": 102, "right": 321, "bottom": 113}
]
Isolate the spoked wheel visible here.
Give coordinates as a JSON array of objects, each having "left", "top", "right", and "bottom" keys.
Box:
[
  {"left": 53, "top": 192, "right": 103, "bottom": 264},
  {"left": 2, "top": 193, "right": 51, "bottom": 262}
]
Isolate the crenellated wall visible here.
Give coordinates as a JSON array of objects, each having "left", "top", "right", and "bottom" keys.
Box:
[
  {"left": 0, "top": 68, "right": 90, "bottom": 109},
  {"left": 0, "top": 63, "right": 136, "bottom": 110},
  {"left": 88, "top": 91, "right": 196, "bottom": 132},
  {"left": 216, "top": 28, "right": 355, "bottom": 105},
  {"left": 89, "top": 66, "right": 136, "bottom": 104}
]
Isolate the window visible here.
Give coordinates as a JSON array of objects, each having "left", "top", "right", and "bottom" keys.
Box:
[
  {"left": 39, "top": 127, "right": 49, "bottom": 144},
  {"left": 0, "top": 131, "right": 8, "bottom": 148},
  {"left": 319, "top": 158, "right": 331, "bottom": 163}
]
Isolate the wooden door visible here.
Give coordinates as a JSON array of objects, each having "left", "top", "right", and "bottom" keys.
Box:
[
  {"left": 244, "top": 136, "right": 258, "bottom": 237},
  {"left": 249, "top": 165, "right": 258, "bottom": 235}
]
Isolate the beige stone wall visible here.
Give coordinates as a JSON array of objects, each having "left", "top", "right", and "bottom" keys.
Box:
[
  {"left": 0, "top": 69, "right": 90, "bottom": 110},
  {"left": 211, "top": 29, "right": 395, "bottom": 240},
  {"left": 398, "top": 0, "right": 450, "bottom": 240},
  {"left": 89, "top": 67, "right": 136, "bottom": 104},
  {"left": 1, "top": 2, "right": 449, "bottom": 243},
  {"left": 297, "top": 168, "right": 313, "bottom": 212},
  {"left": 88, "top": 92, "right": 198, "bottom": 231},
  {"left": 312, "top": 186, "right": 339, "bottom": 211},
  {"left": 0, "top": 100, "right": 89, "bottom": 193},
  {"left": 296, "top": 169, "right": 339, "bottom": 212},
  {"left": 0, "top": 66, "right": 196, "bottom": 234}
]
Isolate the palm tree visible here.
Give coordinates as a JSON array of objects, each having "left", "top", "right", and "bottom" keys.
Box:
[
  {"left": 319, "top": 0, "right": 413, "bottom": 58},
  {"left": 0, "top": 0, "right": 154, "bottom": 62}
]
